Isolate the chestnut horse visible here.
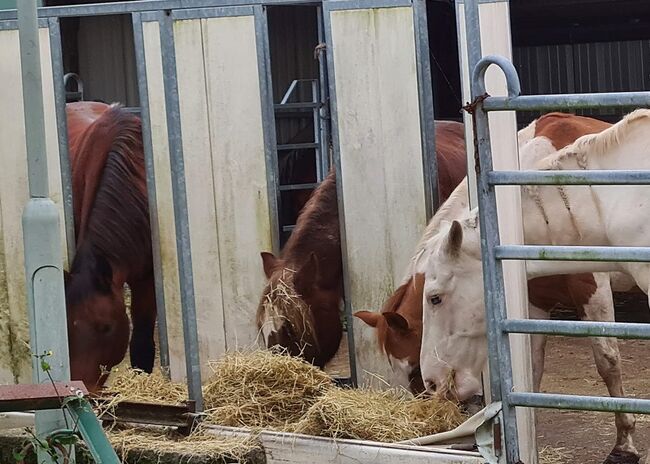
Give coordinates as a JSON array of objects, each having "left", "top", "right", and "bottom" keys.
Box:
[
  {"left": 65, "top": 101, "right": 155, "bottom": 391},
  {"left": 256, "top": 120, "right": 467, "bottom": 368}
]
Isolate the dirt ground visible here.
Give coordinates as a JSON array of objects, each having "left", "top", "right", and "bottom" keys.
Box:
[{"left": 537, "top": 336, "right": 650, "bottom": 463}]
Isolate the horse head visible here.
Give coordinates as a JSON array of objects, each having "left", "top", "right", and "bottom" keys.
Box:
[
  {"left": 257, "top": 251, "right": 342, "bottom": 368},
  {"left": 354, "top": 274, "right": 425, "bottom": 395},
  {"left": 420, "top": 212, "right": 487, "bottom": 403},
  {"left": 64, "top": 252, "right": 129, "bottom": 391}
]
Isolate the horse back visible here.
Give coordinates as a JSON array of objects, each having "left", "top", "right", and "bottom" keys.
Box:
[
  {"left": 66, "top": 102, "right": 145, "bottom": 243},
  {"left": 434, "top": 120, "right": 467, "bottom": 207}
]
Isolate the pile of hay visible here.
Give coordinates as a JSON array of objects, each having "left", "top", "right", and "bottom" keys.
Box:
[
  {"left": 98, "top": 367, "right": 187, "bottom": 420},
  {"left": 108, "top": 427, "right": 258, "bottom": 463},
  {"left": 100, "top": 350, "right": 465, "bottom": 444},
  {"left": 291, "top": 387, "right": 464, "bottom": 442},
  {"left": 202, "top": 350, "right": 333, "bottom": 429}
]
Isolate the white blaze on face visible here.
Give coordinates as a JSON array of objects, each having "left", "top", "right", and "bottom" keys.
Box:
[
  {"left": 389, "top": 355, "right": 414, "bottom": 390},
  {"left": 419, "top": 217, "right": 488, "bottom": 401},
  {"left": 259, "top": 307, "right": 284, "bottom": 346}
]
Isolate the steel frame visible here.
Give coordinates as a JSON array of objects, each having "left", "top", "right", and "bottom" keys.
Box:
[
  {"left": 131, "top": 2, "right": 282, "bottom": 409},
  {"left": 323, "top": 0, "right": 438, "bottom": 386},
  {"left": 7, "top": 0, "right": 439, "bottom": 421},
  {"left": 463, "top": 0, "right": 650, "bottom": 461}
]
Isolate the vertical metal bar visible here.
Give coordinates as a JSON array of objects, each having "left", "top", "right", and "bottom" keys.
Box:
[
  {"left": 18, "top": 0, "right": 48, "bottom": 198},
  {"left": 322, "top": 3, "right": 358, "bottom": 386},
  {"left": 254, "top": 4, "right": 281, "bottom": 255},
  {"left": 316, "top": 4, "right": 331, "bottom": 175},
  {"left": 17, "top": 2, "right": 70, "bottom": 462},
  {"left": 132, "top": 12, "right": 170, "bottom": 373},
  {"left": 312, "top": 79, "right": 323, "bottom": 182},
  {"left": 158, "top": 11, "right": 203, "bottom": 411},
  {"left": 48, "top": 17, "right": 75, "bottom": 265},
  {"left": 412, "top": 0, "right": 438, "bottom": 218},
  {"left": 457, "top": 0, "right": 480, "bottom": 209},
  {"left": 465, "top": 1, "right": 520, "bottom": 461}
]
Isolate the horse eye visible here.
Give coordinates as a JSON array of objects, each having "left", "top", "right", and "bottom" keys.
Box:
[{"left": 429, "top": 295, "right": 442, "bottom": 306}]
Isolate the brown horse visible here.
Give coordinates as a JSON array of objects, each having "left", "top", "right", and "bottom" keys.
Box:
[
  {"left": 256, "top": 120, "right": 467, "bottom": 368},
  {"left": 65, "top": 101, "right": 156, "bottom": 391}
]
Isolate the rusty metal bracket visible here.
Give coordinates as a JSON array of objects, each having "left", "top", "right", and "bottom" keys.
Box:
[
  {"left": 93, "top": 397, "right": 199, "bottom": 433},
  {"left": 462, "top": 93, "right": 489, "bottom": 115}
]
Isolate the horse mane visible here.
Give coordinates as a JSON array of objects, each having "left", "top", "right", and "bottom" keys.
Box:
[
  {"left": 281, "top": 168, "right": 338, "bottom": 264},
  {"left": 536, "top": 109, "right": 650, "bottom": 171},
  {"left": 69, "top": 104, "right": 150, "bottom": 282},
  {"left": 407, "top": 178, "right": 469, "bottom": 278}
]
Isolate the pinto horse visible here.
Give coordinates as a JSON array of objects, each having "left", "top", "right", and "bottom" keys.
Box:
[
  {"left": 354, "top": 112, "right": 617, "bottom": 394},
  {"left": 256, "top": 120, "right": 467, "bottom": 368},
  {"left": 65, "top": 101, "right": 155, "bottom": 391}
]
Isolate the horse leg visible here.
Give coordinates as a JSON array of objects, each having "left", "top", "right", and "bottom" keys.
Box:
[
  {"left": 582, "top": 273, "right": 638, "bottom": 463},
  {"left": 529, "top": 303, "right": 549, "bottom": 392},
  {"left": 128, "top": 277, "right": 157, "bottom": 373}
]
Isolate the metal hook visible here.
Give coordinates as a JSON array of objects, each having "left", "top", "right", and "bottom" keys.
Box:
[{"left": 472, "top": 55, "right": 521, "bottom": 99}]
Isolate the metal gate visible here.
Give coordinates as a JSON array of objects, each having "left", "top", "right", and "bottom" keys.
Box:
[{"left": 461, "top": 0, "right": 650, "bottom": 462}]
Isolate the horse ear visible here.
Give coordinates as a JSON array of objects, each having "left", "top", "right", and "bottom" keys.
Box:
[
  {"left": 261, "top": 252, "right": 278, "bottom": 279},
  {"left": 383, "top": 312, "right": 410, "bottom": 333},
  {"left": 93, "top": 254, "right": 113, "bottom": 293},
  {"left": 354, "top": 310, "right": 381, "bottom": 328},
  {"left": 294, "top": 252, "right": 319, "bottom": 295},
  {"left": 445, "top": 220, "right": 463, "bottom": 258}
]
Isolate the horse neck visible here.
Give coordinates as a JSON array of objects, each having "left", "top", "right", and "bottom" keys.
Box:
[
  {"left": 81, "top": 151, "right": 151, "bottom": 281},
  {"left": 281, "top": 173, "right": 341, "bottom": 283}
]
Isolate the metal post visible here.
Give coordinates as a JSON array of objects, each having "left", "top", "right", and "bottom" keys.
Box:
[
  {"left": 132, "top": 12, "right": 171, "bottom": 373},
  {"left": 464, "top": 2, "right": 520, "bottom": 462},
  {"left": 158, "top": 12, "right": 203, "bottom": 411},
  {"left": 17, "top": 1, "right": 71, "bottom": 463}
]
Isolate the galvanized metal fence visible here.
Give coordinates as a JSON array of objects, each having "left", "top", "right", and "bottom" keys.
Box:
[{"left": 463, "top": 0, "right": 650, "bottom": 462}]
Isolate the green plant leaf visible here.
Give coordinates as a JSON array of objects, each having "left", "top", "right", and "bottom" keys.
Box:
[
  {"left": 40, "top": 359, "right": 51, "bottom": 372},
  {"left": 12, "top": 450, "right": 26, "bottom": 462}
]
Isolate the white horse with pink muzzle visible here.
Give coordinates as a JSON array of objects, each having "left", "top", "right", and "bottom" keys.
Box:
[{"left": 420, "top": 109, "right": 650, "bottom": 463}]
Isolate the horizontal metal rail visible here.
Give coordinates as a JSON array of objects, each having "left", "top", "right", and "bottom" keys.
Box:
[
  {"left": 278, "top": 182, "right": 318, "bottom": 191},
  {"left": 274, "top": 102, "right": 320, "bottom": 111},
  {"left": 282, "top": 225, "right": 296, "bottom": 232},
  {"left": 0, "top": 0, "right": 322, "bottom": 20},
  {"left": 489, "top": 170, "right": 650, "bottom": 186},
  {"left": 482, "top": 91, "right": 650, "bottom": 112},
  {"left": 277, "top": 142, "right": 318, "bottom": 151},
  {"left": 495, "top": 245, "right": 650, "bottom": 262},
  {"left": 509, "top": 392, "right": 650, "bottom": 415},
  {"left": 502, "top": 319, "right": 650, "bottom": 340}
]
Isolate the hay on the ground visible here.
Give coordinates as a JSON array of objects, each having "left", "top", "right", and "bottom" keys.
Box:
[
  {"left": 108, "top": 426, "right": 257, "bottom": 463},
  {"left": 539, "top": 445, "right": 572, "bottom": 464},
  {"left": 202, "top": 350, "right": 333, "bottom": 429},
  {"left": 291, "top": 387, "right": 465, "bottom": 442}
]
